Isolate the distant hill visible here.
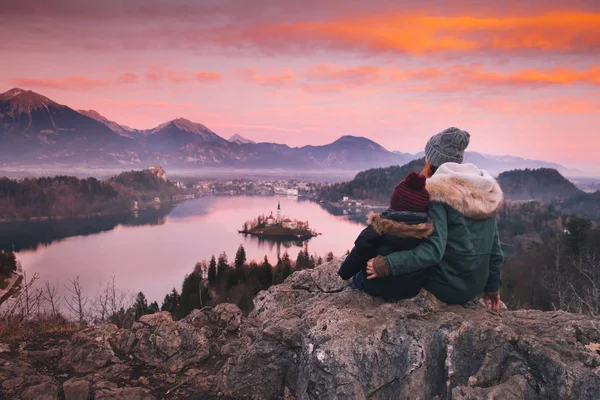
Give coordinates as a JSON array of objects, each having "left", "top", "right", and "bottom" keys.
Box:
[
  {"left": 498, "top": 168, "right": 583, "bottom": 204},
  {"left": 298, "top": 135, "right": 415, "bottom": 170},
  {"left": 320, "top": 163, "right": 586, "bottom": 208},
  {"left": 0, "top": 169, "right": 183, "bottom": 221},
  {"left": 561, "top": 191, "right": 600, "bottom": 222},
  {"left": 318, "top": 158, "right": 426, "bottom": 203}
]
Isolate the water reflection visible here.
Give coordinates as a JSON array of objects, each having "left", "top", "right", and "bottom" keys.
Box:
[
  {"left": 241, "top": 233, "right": 311, "bottom": 259},
  {"left": 0, "top": 207, "right": 173, "bottom": 252}
]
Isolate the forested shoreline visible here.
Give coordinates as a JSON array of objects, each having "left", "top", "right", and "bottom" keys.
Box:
[{"left": 0, "top": 170, "right": 183, "bottom": 222}]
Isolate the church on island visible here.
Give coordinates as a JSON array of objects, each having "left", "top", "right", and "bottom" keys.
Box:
[{"left": 239, "top": 202, "right": 317, "bottom": 239}]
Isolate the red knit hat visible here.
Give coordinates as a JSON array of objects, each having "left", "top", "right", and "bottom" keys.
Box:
[{"left": 390, "top": 172, "right": 430, "bottom": 212}]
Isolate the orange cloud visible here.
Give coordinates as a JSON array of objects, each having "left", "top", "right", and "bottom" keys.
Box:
[
  {"left": 299, "top": 64, "right": 600, "bottom": 93},
  {"left": 242, "top": 11, "right": 600, "bottom": 55},
  {"left": 11, "top": 76, "right": 114, "bottom": 90},
  {"left": 195, "top": 71, "right": 222, "bottom": 82}
]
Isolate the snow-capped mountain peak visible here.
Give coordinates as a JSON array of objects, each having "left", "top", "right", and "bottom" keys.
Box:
[{"left": 229, "top": 134, "right": 256, "bottom": 144}]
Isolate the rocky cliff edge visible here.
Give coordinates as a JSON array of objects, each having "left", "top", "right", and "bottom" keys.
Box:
[{"left": 2, "top": 258, "right": 600, "bottom": 399}]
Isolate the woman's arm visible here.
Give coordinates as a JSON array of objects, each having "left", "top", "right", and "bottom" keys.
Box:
[
  {"left": 369, "top": 203, "right": 448, "bottom": 277},
  {"left": 337, "top": 226, "right": 382, "bottom": 280}
]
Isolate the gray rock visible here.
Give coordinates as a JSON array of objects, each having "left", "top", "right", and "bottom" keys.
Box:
[
  {"left": 214, "top": 303, "right": 243, "bottom": 332},
  {"left": 58, "top": 324, "right": 121, "bottom": 374},
  {"left": 2, "top": 376, "right": 24, "bottom": 391},
  {"left": 182, "top": 307, "right": 219, "bottom": 329},
  {"left": 93, "top": 381, "right": 155, "bottom": 400},
  {"left": 219, "top": 258, "right": 600, "bottom": 400},
  {"left": 110, "top": 311, "right": 210, "bottom": 372},
  {"left": 20, "top": 381, "right": 59, "bottom": 400},
  {"left": 63, "top": 377, "right": 91, "bottom": 400}
]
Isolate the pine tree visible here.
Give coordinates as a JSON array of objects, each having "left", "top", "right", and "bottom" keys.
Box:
[
  {"left": 200, "top": 286, "right": 212, "bottom": 308},
  {"left": 148, "top": 301, "right": 159, "bottom": 314},
  {"left": 326, "top": 251, "right": 335, "bottom": 262},
  {"left": 273, "top": 258, "right": 284, "bottom": 285},
  {"left": 161, "top": 288, "right": 180, "bottom": 318},
  {"left": 217, "top": 252, "right": 229, "bottom": 280},
  {"left": 180, "top": 271, "right": 202, "bottom": 317},
  {"left": 261, "top": 256, "right": 273, "bottom": 288},
  {"left": 281, "top": 252, "right": 292, "bottom": 280},
  {"left": 316, "top": 256, "right": 323, "bottom": 266},
  {"left": 295, "top": 249, "right": 307, "bottom": 268},
  {"left": 0, "top": 250, "right": 17, "bottom": 275},
  {"left": 208, "top": 255, "right": 217, "bottom": 285},
  {"left": 235, "top": 245, "right": 247, "bottom": 271},
  {"left": 566, "top": 216, "right": 592, "bottom": 256},
  {"left": 133, "top": 292, "right": 150, "bottom": 320}
]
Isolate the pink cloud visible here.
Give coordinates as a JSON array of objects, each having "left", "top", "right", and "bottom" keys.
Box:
[
  {"left": 298, "top": 64, "right": 600, "bottom": 93},
  {"left": 195, "top": 71, "right": 222, "bottom": 82},
  {"left": 11, "top": 76, "right": 114, "bottom": 90},
  {"left": 237, "top": 69, "right": 295, "bottom": 87},
  {"left": 118, "top": 73, "right": 138, "bottom": 83},
  {"left": 97, "top": 99, "right": 198, "bottom": 109},
  {"left": 146, "top": 67, "right": 222, "bottom": 84}
]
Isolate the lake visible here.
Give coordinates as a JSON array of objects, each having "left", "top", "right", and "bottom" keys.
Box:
[{"left": 4, "top": 196, "right": 365, "bottom": 305}]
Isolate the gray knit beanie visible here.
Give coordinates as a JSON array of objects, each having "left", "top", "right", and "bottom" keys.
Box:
[{"left": 424, "top": 127, "right": 470, "bottom": 167}]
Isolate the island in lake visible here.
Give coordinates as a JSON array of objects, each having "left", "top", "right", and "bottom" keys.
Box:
[{"left": 239, "top": 202, "right": 319, "bottom": 240}]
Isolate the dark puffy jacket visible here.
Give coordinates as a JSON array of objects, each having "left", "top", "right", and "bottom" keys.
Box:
[{"left": 338, "top": 210, "right": 434, "bottom": 283}]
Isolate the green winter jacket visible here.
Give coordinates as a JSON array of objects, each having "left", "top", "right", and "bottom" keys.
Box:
[{"left": 384, "top": 163, "right": 504, "bottom": 305}]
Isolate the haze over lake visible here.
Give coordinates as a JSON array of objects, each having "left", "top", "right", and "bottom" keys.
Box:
[{"left": 8, "top": 196, "right": 364, "bottom": 304}]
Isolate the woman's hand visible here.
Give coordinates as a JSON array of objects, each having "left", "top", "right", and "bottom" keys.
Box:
[
  {"left": 366, "top": 256, "right": 390, "bottom": 280},
  {"left": 484, "top": 292, "right": 501, "bottom": 312}
]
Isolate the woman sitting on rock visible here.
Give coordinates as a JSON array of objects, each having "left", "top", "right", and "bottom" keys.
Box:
[
  {"left": 366, "top": 127, "right": 505, "bottom": 311},
  {"left": 337, "top": 171, "right": 435, "bottom": 301}
]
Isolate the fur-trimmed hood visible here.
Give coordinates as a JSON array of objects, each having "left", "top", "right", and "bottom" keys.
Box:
[
  {"left": 426, "top": 163, "right": 504, "bottom": 220},
  {"left": 368, "top": 212, "right": 434, "bottom": 239}
]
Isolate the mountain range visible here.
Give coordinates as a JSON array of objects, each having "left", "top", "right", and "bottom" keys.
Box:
[{"left": 0, "top": 88, "right": 575, "bottom": 174}]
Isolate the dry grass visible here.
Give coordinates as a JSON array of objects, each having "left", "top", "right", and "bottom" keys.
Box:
[{"left": 0, "top": 313, "right": 81, "bottom": 341}]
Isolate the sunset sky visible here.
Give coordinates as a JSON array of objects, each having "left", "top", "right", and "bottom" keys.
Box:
[{"left": 1, "top": 0, "right": 599, "bottom": 169}]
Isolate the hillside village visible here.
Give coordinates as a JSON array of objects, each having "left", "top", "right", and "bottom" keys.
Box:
[{"left": 193, "top": 178, "right": 319, "bottom": 197}]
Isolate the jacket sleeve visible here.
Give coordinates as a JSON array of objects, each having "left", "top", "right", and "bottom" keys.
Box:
[
  {"left": 384, "top": 202, "right": 448, "bottom": 276},
  {"left": 338, "top": 226, "right": 381, "bottom": 280},
  {"left": 484, "top": 223, "right": 504, "bottom": 293}
]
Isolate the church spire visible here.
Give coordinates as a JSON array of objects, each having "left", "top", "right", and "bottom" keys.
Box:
[{"left": 277, "top": 201, "right": 281, "bottom": 223}]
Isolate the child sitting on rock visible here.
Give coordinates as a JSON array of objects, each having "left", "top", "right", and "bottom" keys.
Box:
[{"left": 338, "top": 172, "right": 434, "bottom": 301}]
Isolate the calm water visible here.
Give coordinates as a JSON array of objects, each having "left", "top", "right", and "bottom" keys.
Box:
[{"left": 7, "top": 196, "right": 364, "bottom": 304}]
